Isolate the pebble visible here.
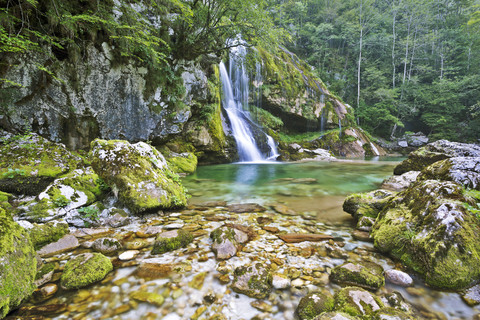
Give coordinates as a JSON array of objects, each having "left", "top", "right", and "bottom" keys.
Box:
[
  {"left": 385, "top": 269, "right": 413, "bottom": 287},
  {"left": 291, "top": 278, "right": 304, "bottom": 287},
  {"left": 118, "top": 250, "right": 140, "bottom": 261},
  {"left": 272, "top": 274, "right": 291, "bottom": 289},
  {"left": 163, "top": 222, "right": 185, "bottom": 230}
]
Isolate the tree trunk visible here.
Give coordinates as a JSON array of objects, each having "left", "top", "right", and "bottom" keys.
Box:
[{"left": 357, "top": 26, "right": 363, "bottom": 109}]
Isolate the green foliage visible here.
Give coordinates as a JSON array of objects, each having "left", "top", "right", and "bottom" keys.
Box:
[
  {"left": 78, "top": 206, "right": 100, "bottom": 221},
  {"left": 52, "top": 195, "right": 70, "bottom": 208},
  {"left": 278, "top": 131, "right": 323, "bottom": 143}
]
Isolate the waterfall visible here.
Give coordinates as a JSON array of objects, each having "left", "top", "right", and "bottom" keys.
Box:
[{"left": 219, "top": 44, "right": 278, "bottom": 162}]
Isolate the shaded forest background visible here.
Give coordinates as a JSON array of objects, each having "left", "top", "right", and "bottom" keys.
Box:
[{"left": 271, "top": 0, "right": 480, "bottom": 141}]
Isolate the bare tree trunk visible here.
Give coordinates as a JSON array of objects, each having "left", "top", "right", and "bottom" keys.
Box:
[
  {"left": 357, "top": 26, "right": 363, "bottom": 109},
  {"left": 408, "top": 25, "right": 418, "bottom": 81},
  {"left": 392, "top": 10, "right": 397, "bottom": 88}
]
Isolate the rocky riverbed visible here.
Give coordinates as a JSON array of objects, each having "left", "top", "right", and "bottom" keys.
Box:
[{"left": 1, "top": 133, "right": 480, "bottom": 320}]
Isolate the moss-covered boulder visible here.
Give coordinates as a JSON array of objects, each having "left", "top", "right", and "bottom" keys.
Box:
[
  {"left": 343, "top": 189, "right": 395, "bottom": 220},
  {"left": 418, "top": 157, "right": 480, "bottom": 190},
  {"left": 334, "top": 287, "right": 384, "bottom": 318},
  {"left": 151, "top": 229, "right": 193, "bottom": 254},
  {"left": 26, "top": 221, "right": 69, "bottom": 250},
  {"left": 231, "top": 263, "right": 273, "bottom": 299},
  {"left": 0, "top": 133, "right": 81, "bottom": 195},
  {"left": 295, "top": 291, "right": 335, "bottom": 320},
  {"left": 89, "top": 139, "right": 187, "bottom": 213},
  {"left": 60, "top": 252, "right": 113, "bottom": 289},
  {"left": 372, "top": 179, "right": 480, "bottom": 290},
  {"left": 330, "top": 262, "right": 385, "bottom": 290},
  {"left": 166, "top": 152, "right": 198, "bottom": 174},
  {"left": 0, "top": 207, "right": 37, "bottom": 317},
  {"left": 393, "top": 140, "right": 480, "bottom": 175},
  {"left": 17, "top": 167, "right": 106, "bottom": 222}
]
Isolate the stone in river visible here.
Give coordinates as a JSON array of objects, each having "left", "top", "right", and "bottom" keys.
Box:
[
  {"left": 37, "top": 234, "right": 79, "bottom": 257},
  {"left": 277, "top": 233, "right": 333, "bottom": 243},
  {"left": 227, "top": 203, "right": 266, "bottom": 213},
  {"left": 384, "top": 269, "right": 413, "bottom": 287}
]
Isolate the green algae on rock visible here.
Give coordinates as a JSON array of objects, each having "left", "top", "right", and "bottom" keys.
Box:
[
  {"left": 0, "top": 207, "right": 37, "bottom": 318},
  {"left": 231, "top": 263, "right": 273, "bottom": 299},
  {"left": 372, "top": 179, "right": 480, "bottom": 290},
  {"left": 166, "top": 152, "right": 198, "bottom": 174},
  {"left": 334, "top": 287, "right": 384, "bottom": 318},
  {"left": 130, "top": 291, "right": 165, "bottom": 307},
  {"left": 18, "top": 167, "right": 105, "bottom": 222},
  {"left": 151, "top": 229, "right": 193, "bottom": 254},
  {"left": 60, "top": 252, "right": 113, "bottom": 289},
  {"left": 0, "top": 133, "right": 81, "bottom": 195},
  {"left": 27, "top": 221, "right": 70, "bottom": 250},
  {"left": 89, "top": 139, "right": 187, "bottom": 213},
  {"left": 295, "top": 291, "right": 335, "bottom": 320},
  {"left": 330, "top": 262, "right": 385, "bottom": 291},
  {"left": 343, "top": 190, "right": 395, "bottom": 220}
]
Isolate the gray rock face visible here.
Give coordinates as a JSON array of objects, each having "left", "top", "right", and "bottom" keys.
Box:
[
  {"left": 394, "top": 140, "right": 480, "bottom": 175},
  {"left": 381, "top": 171, "right": 420, "bottom": 192},
  {"left": 1, "top": 45, "right": 209, "bottom": 150},
  {"left": 419, "top": 157, "right": 480, "bottom": 190}
]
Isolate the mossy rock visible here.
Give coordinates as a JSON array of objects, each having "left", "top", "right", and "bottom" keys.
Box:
[
  {"left": 373, "top": 307, "right": 417, "bottom": 320},
  {"left": 418, "top": 157, "right": 480, "bottom": 190},
  {"left": 0, "top": 191, "right": 12, "bottom": 203},
  {"left": 166, "top": 152, "right": 198, "bottom": 174},
  {"left": 231, "top": 263, "right": 273, "bottom": 299},
  {"left": 372, "top": 179, "right": 480, "bottom": 290},
  {"left": 89, "top": 139, "right": 187, "bottom": 213},
  {"left": 27, "top": 221, "right": 69, "bottom": 250},
  {"left": 0, "top": 207, "right": 37, "bottom": 317},
  {"left": 343, "top": 190, "right": 395, "bottom": 220},
  {"left": 313, "top": 312, "right": 359, "bottom": 320},
  {"left": 334, "top": 287, "right": 384, "bottom": 318},
  {"left": 330, "top": 262, "right": 385, "bottom": 290},
  {"left": 295, "top": 291, "right": 335, "bottom": 320},
  {"left": 0, "top": 133, "right": 82, "bottom": 195},
  {"left": 60, "top": 252, "right": 113, "bottom": 289},
  {"left": 130, "top": 291, "right": 165, "bottom": 306},
  {"left": 151, "top": 229, "right": 193, "bottom": 254},
  {"left": 394, "top": 140, "right": 480, "bottom": 175}
]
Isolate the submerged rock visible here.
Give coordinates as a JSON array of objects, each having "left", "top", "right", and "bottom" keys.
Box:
[
  {"left": 295, "top": 291, "right": 335, "bottom": 320},
  {"left": 394, "top": 140, "right": 480, "bottom": 175},
  {"left": 210, "top": 226, "right": 248, "bottom": 260},
  {"left": 151, "top": 229, "right": 193, "bottom": 254},
  {"left": 60, "top": 252, "right": 113, "bottom": 289},
  {"left": 231, "top": 263, "right": 273, "bottom": 299},
  {"left": 0, "top": 133, "right": 81, "bottom": 195},
  {"left": 89, "top": 139, "right": 187, "bottom": 213},
  {"left": 330, "top": 262, "right": 385, "bottom": 290},
  {"left": 0, "top": 207, "right": 37, "bottom": 318},
  {"left": 372, "top": 179, "right": 480, "bottom": 290}
]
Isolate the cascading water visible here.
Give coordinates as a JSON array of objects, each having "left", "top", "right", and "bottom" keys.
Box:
[{"left": 219, "top": 44, "right": 279, "bottom": 162}]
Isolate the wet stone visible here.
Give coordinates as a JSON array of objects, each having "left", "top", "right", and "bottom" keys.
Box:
[
  {"left": 91, "top": 237, "right": 122, "bottom": 255},
  {"left": 231, "top": 263, "right": 273, "bottom": 299},
  {"left": 352, "top": 230, "right": 372, "bottom": 242},
  {"left": 136, "top": 226, "right": 163, "bottom": 238},
  {"left": 272, "top": 274, "right": 291, "bottom": 289},
  {"left": 462, "top": 284, "right": 480, "bottom": 306},
  {"left": 118, "top": 250, "right": 140, "bottom": 261},
  {"left": 385, "top": 269, "right": 413, "bottom": 287},
  {"left": 330, "top": 261, "right": 385, "bottom": 290},
  {"left": 251, "top": 300, "right": 273, "bottom": 312},
  {"left": 272, "top": 204, "right": 296, "bottom": 216},
  {"left": 37, "top": 234, "right": 79, "bottom": 258},
  {"left": 31, "top": 283, "right": 58, "bottom": 303},
  {"left": 226, "top": 203, "right": 266, "bottom": 213},
  {"left": 295, "top": 290, "right": 335, "bottom": 320},
  {"left": 130, "top": 291, "right": 165, "bottom": 306},
  {"left": 18, "top": 304, "right": 67, "bottom": 316}
]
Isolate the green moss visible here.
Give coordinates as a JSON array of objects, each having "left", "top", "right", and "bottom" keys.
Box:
[
  {"left": 210, "top": 227, "right": 236, "bottom": 244},
  {"left": 0, "top": 133, "right": 82, "bottom": 195},
  {"left": 89, "top": 139, "right": 187, "bottom": 213},
  {"left": 167, "top": 152, "right": 198, "bottom": 174},
  {"left": 295, "top": 291, "right": 335, "bottom": 320},
  {"left": 60, "top": 252, "right": 113, "bottom": 289},
  {"left": 35, "top": 263, "right": 56, "bottom": 281},
  {"left": 0, "top": 207, "right": 37, "bottom": 317},
  {"left": 232, "top": 263, "right": 273, "bottom": 299},
  {"left": 151, "top": 229, "right": 193, "bottom": 254},
  {"left": 28, "top": 221, "right": 69, "bottom": 250},
  {"left": 334, "top": 287, "right": 384, "bottom": 318},
  {"left": 0, "top": 191, "right": 12, "bottom": 203},
  {"left": 330, "top": 262, "right": 385, "bottom": 290}
]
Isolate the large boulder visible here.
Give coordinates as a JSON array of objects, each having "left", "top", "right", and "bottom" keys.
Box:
[
  {"left": 89, "top": 139, "right": 187, "bottom": 213},
  {"left": 0, "top": 208, "right": 37, "bottom": 317},
  {"left": 0, "top": 133, "right": 81, "bottom": 195},
  {"left": 394, "top": 140, "right": 480, "bottom": 175},
  {"left": 372, "top": 179, "right": 480, "bottom": 290},
  {"left": 295, "top": 291, "right": 335, "bottom": 320},
  {"left": 343, "top": 189, "right": 395, "bottom": 220}
]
